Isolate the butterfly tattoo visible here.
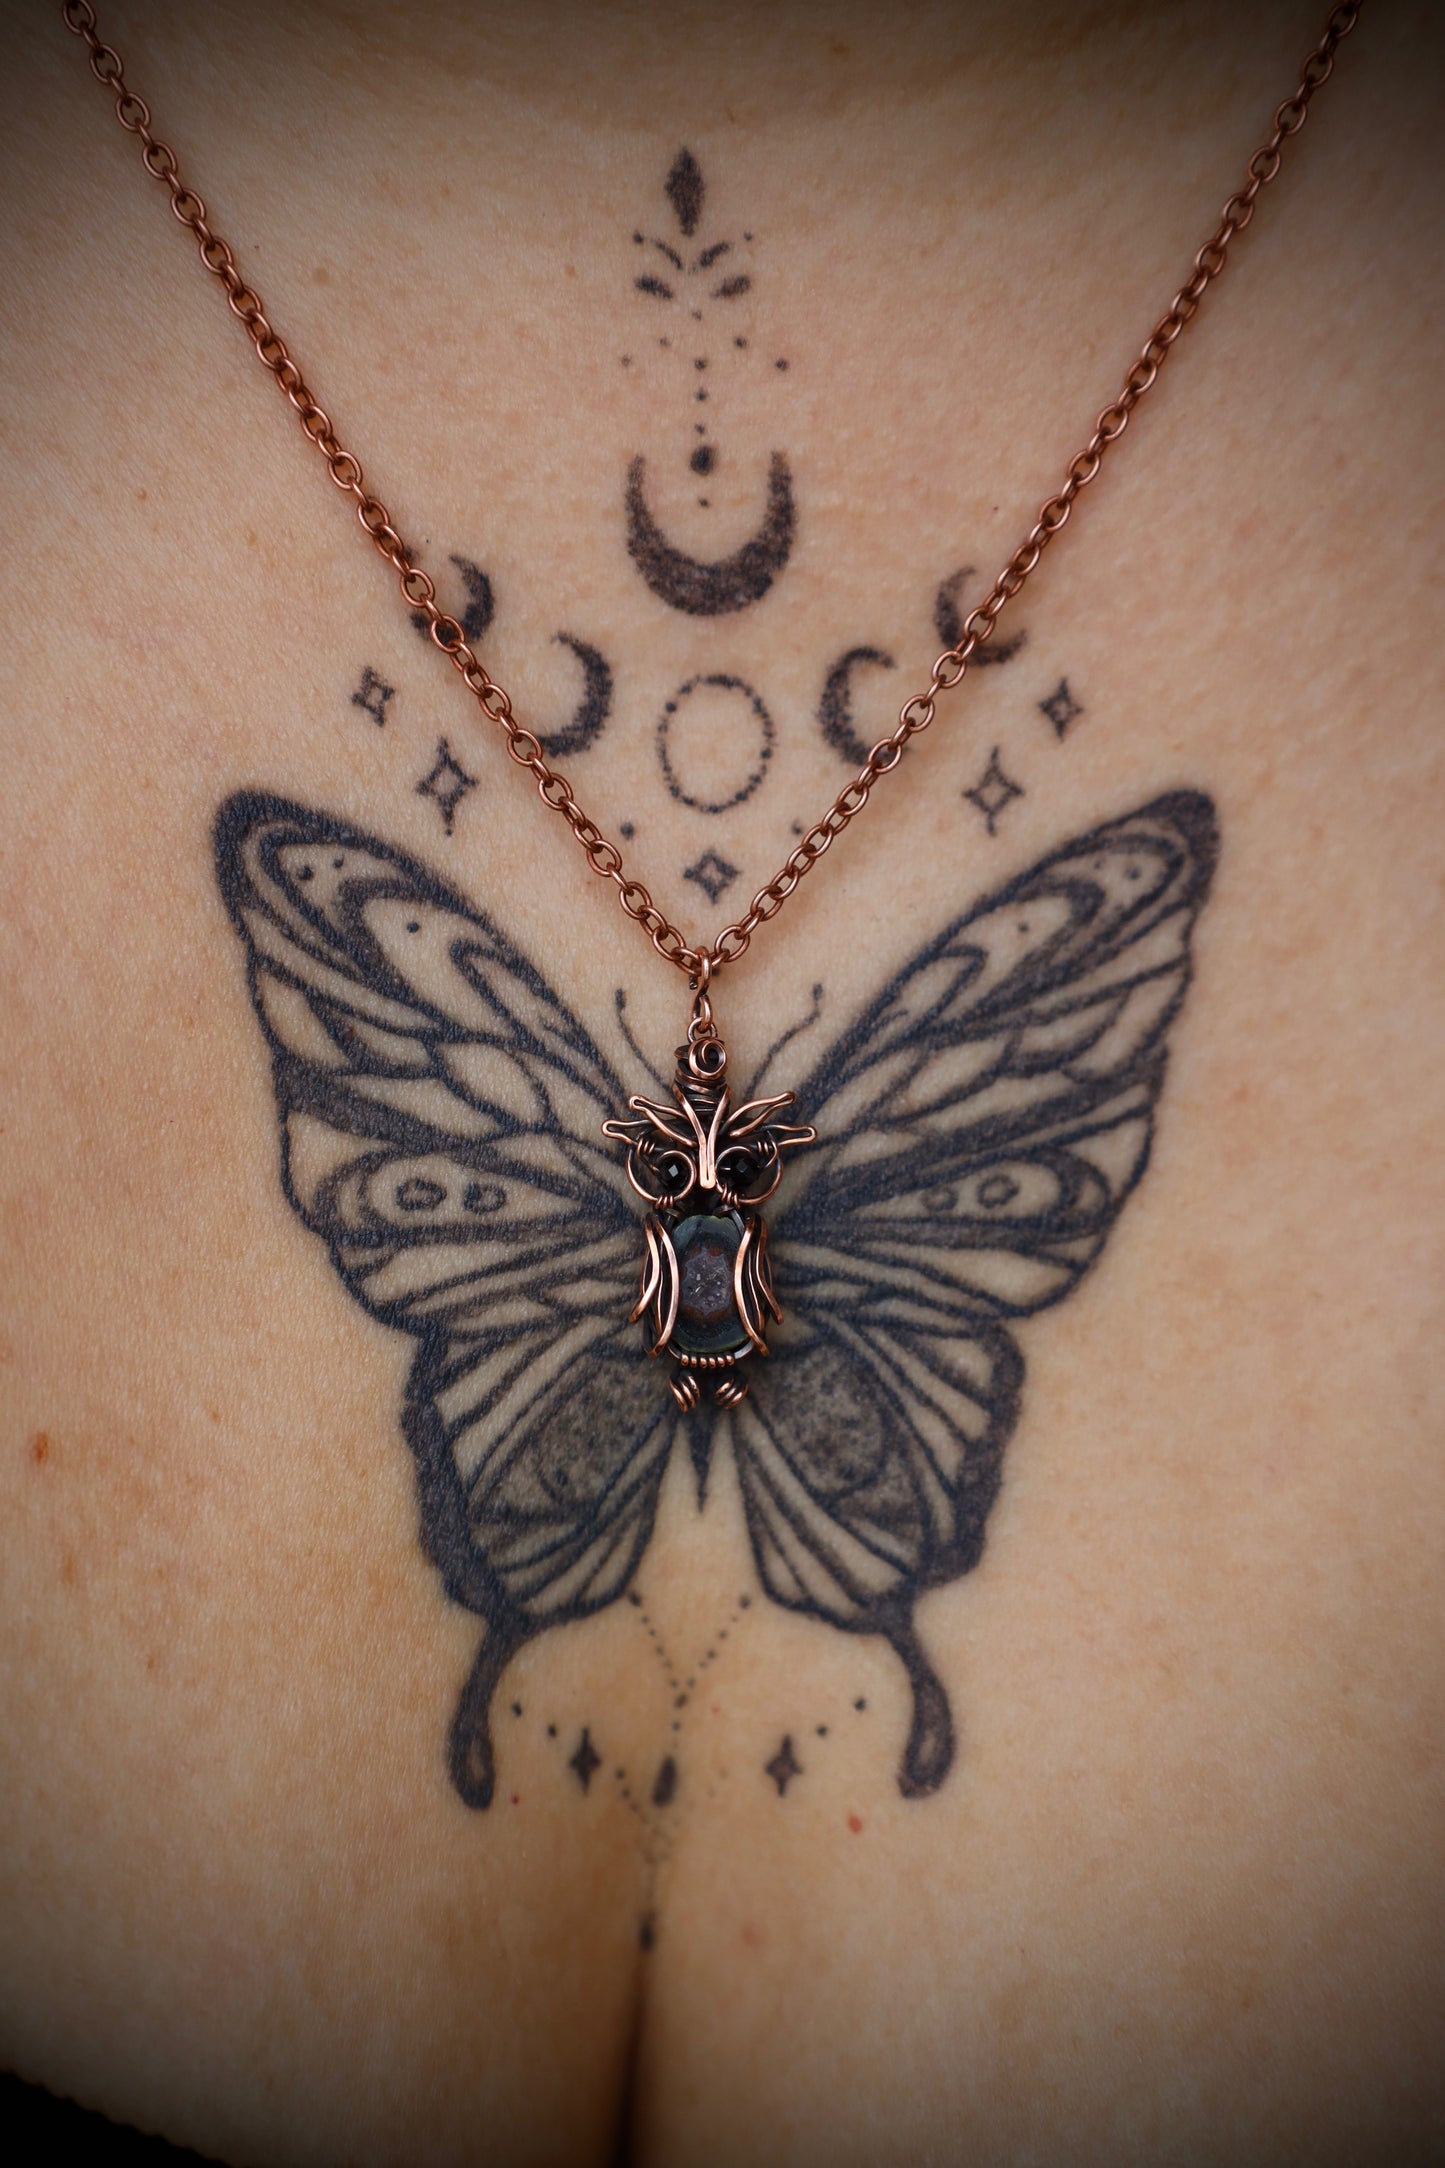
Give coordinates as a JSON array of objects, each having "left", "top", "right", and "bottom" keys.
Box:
[{"left": 215, "top": 789, "right": 1217, "bottom": 1808}]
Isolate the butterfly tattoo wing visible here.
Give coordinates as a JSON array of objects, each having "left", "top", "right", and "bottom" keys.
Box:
[
  {"left": 741, "top": 793, "right": 1219, "bottom": 1796},
  {"left": 214, "top": 793, "right": 675, "bottom": 1805}
]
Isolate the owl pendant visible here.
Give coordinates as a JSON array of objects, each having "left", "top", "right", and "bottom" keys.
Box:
[{"left": 603, "top": 1026, "right": 815, "bottom": 1410}]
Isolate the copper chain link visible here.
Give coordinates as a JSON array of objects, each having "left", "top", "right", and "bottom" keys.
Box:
[{"left": 62, "top": 0, "right": 1360, "bottom": 986}]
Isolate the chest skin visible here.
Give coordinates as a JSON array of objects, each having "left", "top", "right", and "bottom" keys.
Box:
[{"left": 1, "top": 5, "right": 1443, "bottom": 2166}]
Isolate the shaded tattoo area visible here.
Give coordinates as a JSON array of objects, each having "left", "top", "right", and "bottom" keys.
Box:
[
  {"left": 215, "top": 790, "right": 1217, "bottom": 1810},
  {"left": 626, "top": 451, "right": 796, "bottom": 616}
]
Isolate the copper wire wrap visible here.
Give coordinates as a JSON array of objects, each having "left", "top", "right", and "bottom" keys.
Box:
[{"left": 62, "top": 0, "right": 1361, "bottom": 990}]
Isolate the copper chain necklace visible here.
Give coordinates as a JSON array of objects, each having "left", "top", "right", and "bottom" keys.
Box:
[{"left": 63, "top": 0, "right": 1360, "bottom": 1410}]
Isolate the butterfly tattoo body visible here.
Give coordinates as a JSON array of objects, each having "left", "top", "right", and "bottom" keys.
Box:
[{"left": 215, "top": 789, "right": 1217, "bottom": 1807}]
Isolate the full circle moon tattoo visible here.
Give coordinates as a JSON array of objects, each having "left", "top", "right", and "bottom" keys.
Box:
[{"left": 657, "top": 672, "right": 776, "bottom": 814}]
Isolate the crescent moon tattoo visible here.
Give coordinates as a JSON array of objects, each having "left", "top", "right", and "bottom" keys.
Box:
[
  {"left": 410, "top": 554, "right": 495, "bottom": 645},
  {"left": 935, "top": 566, "right": 1026, "bottom": 665},
  {"left": 538, "top": 633, "right": 613, "bottom": 758},
  {"left": 625, "top": 451, "right": 796, "bottom": 615},
  {"left": 818, "top": 644, "right": 897, "bottom": 765}
]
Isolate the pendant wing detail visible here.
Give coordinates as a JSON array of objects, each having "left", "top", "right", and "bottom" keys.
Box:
[
  {"left": 748, "top": 792, "right": 1219, "bottom": 1795},
  {"left": 214, "top": 793, "right": 670, "bottom": 1805}
]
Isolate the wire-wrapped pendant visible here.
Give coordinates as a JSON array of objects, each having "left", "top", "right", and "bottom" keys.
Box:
[{"left": 602, "top": 984, "right": 814, "bottom": 1409}]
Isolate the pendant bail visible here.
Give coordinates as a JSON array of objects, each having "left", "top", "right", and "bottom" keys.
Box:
[{"left": 686, "top": 949, "right": 726, "bottom": 1082}]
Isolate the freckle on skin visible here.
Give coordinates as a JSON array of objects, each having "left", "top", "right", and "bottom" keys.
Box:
[
  {"left": 741, "top": 1921, "right": 764, "bottom": 1947},
  {"left": 28, "top": 1431, "right": 50, "bottom": 1466}
]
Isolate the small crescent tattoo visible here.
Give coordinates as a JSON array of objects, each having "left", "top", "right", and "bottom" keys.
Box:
[
  {"left": 817, "top": 645, "right": 898, "bottom": 765},
  {"left": 625, "top": 451, "right": 796, "bottom": 616},
  {"left": 538, "top": 633, "right": 613, "bottom": 758}
]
